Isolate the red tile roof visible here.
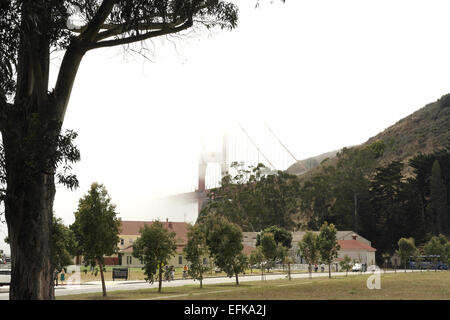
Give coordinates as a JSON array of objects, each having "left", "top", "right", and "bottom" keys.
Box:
[
  {"left": 120, "top": 220, "right": 189, "bottom": 244},
  {"left": 337, "top": 240, "right": 376, "bottom": 252},
  {"left": 120, "top": 244, "right": 185, "bottom": 254},
  {"left": 242, "top": 244, "right": 256, "bottom": 255}
]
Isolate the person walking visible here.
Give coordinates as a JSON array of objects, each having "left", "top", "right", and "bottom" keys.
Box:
[
  {"left": 54, "top": 270, "right": 59, "bottom": 287},
  {"left": 170, "top": 266, "right": 175, "bottom": 281},
  {"left": 60, "top": 270, "right": 65, "bottom": 285}
]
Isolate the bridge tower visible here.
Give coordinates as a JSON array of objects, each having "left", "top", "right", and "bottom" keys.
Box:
[{"left": 197, "top": 134, "right": 228, "bottom": 213}]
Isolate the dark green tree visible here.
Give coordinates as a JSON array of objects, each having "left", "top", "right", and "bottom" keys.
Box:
[
  {"left": 331, "top": 143, "right": 382, "bottom": 233},
  {"left": 71, "top": 182, "right": 121, "bottom": 297},
  {"left": 256, "top": 225, "right": 292, "bottom": 249},
  {"left": 0, "top": 0, "right": 239, "bottom": 299},
  {"left": 409, "top": 148, "right": 450, "bottom": 236},
  {"left": 52, "top": 217, "right": 77, "bottom": 274},
  {"left": 429, "top": 160, "right": 449, "bottom": 235},
  {"left": 132, "top": 221, "right": 176, "bottom": 293},
  {"left": 297, "top": 231, "right": 319, "bottom": 279},
  {"left": 369, "top": 160, "right": 405, "bottom": 256},
  {"left": 201, "top": 214, "right": 245, "bottom": 285},
  {"left": 423, "top": 235, "right": 448, "bottom": 272},
  {"left": 183, "top": 224, "right": 209, "bottom": 289},
  {"left": 259, "top": 232, "right": 278, "bottom": 270},
  {"left": 317, "top": 222, "right": 340, "bottom": 278},
  {"left": 299, "top": 166, "right": 335, "bottom": 230}
]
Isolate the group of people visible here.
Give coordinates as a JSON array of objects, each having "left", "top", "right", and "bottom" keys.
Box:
[
  {"left": 309, "top": 263, "right": 340, "bottom": 273},
  {"left": 164, "top": 265, "right": 175, "bottom": 281},
  {"left": 163, "top": 265, "right": 190, "bottom": 281},
  {"left": 54, "top": 269, "right": 66, "bottom": 286},
  {"left": 311, "top": 264, "right": 326, "bottom": 273}
]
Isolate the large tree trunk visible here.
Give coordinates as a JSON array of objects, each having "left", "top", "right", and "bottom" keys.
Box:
[
  {"left": 5, "top": 162, "right": 55, "bottom": 300},
  {"left": 2, "top": 6, "right": 85, "bottom": 299}
]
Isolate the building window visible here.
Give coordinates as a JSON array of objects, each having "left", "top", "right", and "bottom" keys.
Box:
[
  {"left": 203, "top": 257, "right": 207, "bottom": 265},
  {"left": 179, "top": 255, "right": 183, "bottom": 265},
  {"left": 120, "top": 238, "right": 124, "bottom": 245}
]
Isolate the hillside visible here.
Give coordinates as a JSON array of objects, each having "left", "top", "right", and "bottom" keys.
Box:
[{"left": 287, "top": 93, "right": 450, "bottom": 176}]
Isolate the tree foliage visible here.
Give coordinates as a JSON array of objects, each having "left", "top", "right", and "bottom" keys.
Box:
[
  {"left": 183, "top": 223, "right": 209, "bottom": 288},
  {"left": 300, "top": 147, "right": 450, "bottom": 264},
  {"left": 317, "top": 222, "right": 340, "bottom": 278},
  {"left": 132, "top": 220, "right": 177, "bottom": 293},
  {"left": 71, "top": 182, "right": 121, "bottom": 296},
  {"left": 52, "top": 217, "right": 77, "bottom": 272},
  {"left": 200, "top": 162, "right": 300, "bottom": 231},
  {"left": 200, "top": 213, "right": 246, "bottom": 285},
  {"left": 423, "top": 234, "right": 448, "bottom": 271},
  {"left": 339, "top": 255, "right": 352, "bottom": 276},
  {"left": 397, "top": 237, "right": 416, "bottom": 272},
  {"left": 297, "top": 231, "right": 319, "bottom": 278},
  {"left": 256, "top": 225, "right": 292, "bottom": 249}
]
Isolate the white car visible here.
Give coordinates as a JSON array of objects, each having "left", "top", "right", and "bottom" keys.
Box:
[
  {"left": 0, "top": 269, "right": 11, "bottom": 286},
  {"left": 352, "top": 263, "right": 362, "bottom": 272}
]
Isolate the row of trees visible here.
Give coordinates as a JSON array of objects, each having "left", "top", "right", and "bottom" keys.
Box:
[
  {"left": 127, "top": 213, "right": 248, "bottom": 292},
  {"left": 199, "top": 162, "right": 301, "bottom": 231},
  {"left": 397, "top": 235, "right": 450, "bottom": 272},
  {"left": 199, "top": 145, "right": 449, "bottom": 264},
  {"left": 297, "top": 222, "right": 340, "bottom": 279},
  {"left": 299, "top": 146, "right": 450, "bottom": 261}
]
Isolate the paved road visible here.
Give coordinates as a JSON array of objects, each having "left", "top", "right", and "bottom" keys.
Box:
[{"left": 0, "top": 269, "right": 440, "bottom": 300}]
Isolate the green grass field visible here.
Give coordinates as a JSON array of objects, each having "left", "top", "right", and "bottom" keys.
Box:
[{"left": 58, "top": 270, "right": 450, "bottom": 300}]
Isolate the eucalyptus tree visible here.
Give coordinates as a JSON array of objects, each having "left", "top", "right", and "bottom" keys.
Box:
[
  {"left": 183, "top": 223, "right": 209, "bottom": 289},
  {"left": 200, "top": 213, "right": 246, "bottom": 285},
  {"left": 297, "top": 231, "right": 319, "bottom": 279},
  {"left": 0, "top": 0, "right": 239, "bottom": 299},
  {"left": 71, "top": 182, "right": 121, "bottom": 297},
  {"left": 317, "top": 222, "right": 340, "bottom": 279},
  {"left": 132, "top": 220, "right": 177, "bottom": 293}
]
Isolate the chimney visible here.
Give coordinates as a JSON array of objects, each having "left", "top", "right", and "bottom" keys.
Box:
[{"left": 352, "top": 234, "right": 357, "bottom": 241}]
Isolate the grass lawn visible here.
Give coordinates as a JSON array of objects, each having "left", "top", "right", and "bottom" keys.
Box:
[{"left": 58, "top": 270, "right": 450, "bottom": 300}]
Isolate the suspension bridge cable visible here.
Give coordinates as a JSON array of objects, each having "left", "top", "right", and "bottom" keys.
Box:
[
  {"left": 237, "top": 122, "right": 276, "bottom": 169},
  {"left": 264, "top": 121, "right": 298, "bottom": 162}
]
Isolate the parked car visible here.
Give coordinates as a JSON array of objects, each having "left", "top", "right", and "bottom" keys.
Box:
[
  {"left": 0, "top": 269, "right": 11, "bottom": 286},
  {"left": 352, "top": 263, "right": 362, "bottom": 272}
]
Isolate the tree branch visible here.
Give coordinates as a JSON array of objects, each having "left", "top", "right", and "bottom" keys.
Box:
[
  {"left": 94, "top": 19, "right": 185, "bottom": 41},
  {"left": 77, "top": 0, "right": 116, "bottom": 43},
  {"left": 86, "top": 19, "right": 193, "bottom": 51}
]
